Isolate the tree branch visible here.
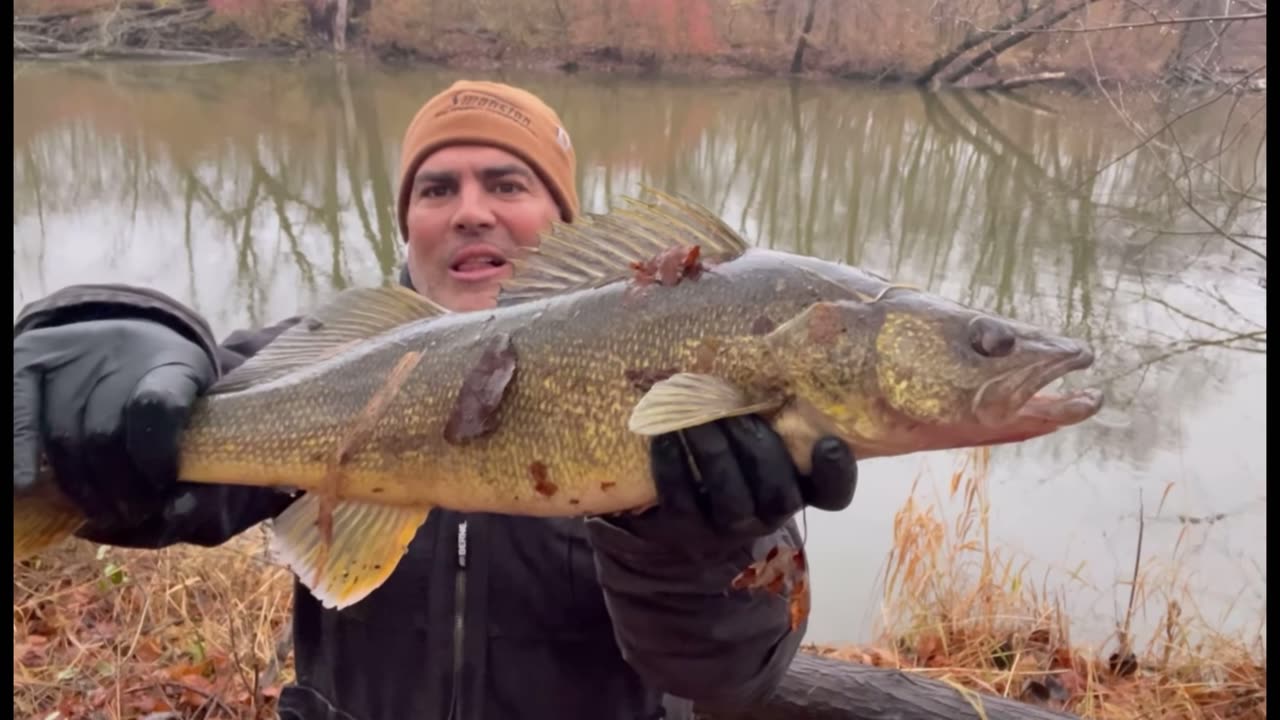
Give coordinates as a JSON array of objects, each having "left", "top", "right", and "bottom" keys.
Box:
[
  {"left": 944, "top": 0, "right": 1104, "bottom": 85},
  {"left": 972, "top": 11, "right": 1266, "bottom": 33},
  {"left": 917, "top": 0, "right": 1057, "bottom": 86}
]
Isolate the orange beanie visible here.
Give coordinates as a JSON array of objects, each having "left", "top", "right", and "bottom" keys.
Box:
[{"left": 396, "top": 80, "right": 579, "bottom": 240}]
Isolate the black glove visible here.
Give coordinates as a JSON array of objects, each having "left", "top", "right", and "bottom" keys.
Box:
[
  {"left": 13, "top": 318, "right": 217, "bottom": 528},
  {"left": 616, "top": 414, "right": 858, "bottom": 547}
]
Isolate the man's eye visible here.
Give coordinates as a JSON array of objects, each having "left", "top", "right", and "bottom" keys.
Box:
[
  {"left": 494, "top": 181, "right": 524, "bottom": 194},
  {"left": 421, "top": 185, "right": 451, "bottom": 198}
]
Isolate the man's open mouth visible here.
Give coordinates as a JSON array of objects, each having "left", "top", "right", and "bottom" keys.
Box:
[
  {"left": 449, "top": 246, "right": 510, "bottom": 281},
  {"left": 452, "top": 256, "right": 507, "bottom": 272}
]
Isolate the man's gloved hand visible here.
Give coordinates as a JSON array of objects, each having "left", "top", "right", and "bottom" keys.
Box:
[
  {"left": 13, "top": 319, "right": 217, "bottom": 528},
  {"left": 615, "top": 414, "right": 858, "bottom": 548}
]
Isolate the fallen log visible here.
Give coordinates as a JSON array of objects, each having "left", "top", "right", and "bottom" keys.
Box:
[
  {"left": 696, "top": 651, "right": 1081, "bottom": 720},
  {"left": 965, "top": 71, "right": 1069, "bottom": 92}
]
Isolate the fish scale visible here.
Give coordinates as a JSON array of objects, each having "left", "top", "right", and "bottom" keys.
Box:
[{"left": 15, "top": 190, "right": 1104, "bottom": 612}]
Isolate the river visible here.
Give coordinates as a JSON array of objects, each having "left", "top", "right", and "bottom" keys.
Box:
[{"left": 12, "top": 58, "right": 1266, "bottom": 651}]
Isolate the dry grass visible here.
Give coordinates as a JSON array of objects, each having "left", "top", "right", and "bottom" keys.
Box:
[
  {"left": 13, "top": 533, "right": 294, "bottom": 720},
  {"left": 13, "top": 447, "right": 1266, "bottom": 718},
  {"left": 807, "top": 447, "right": 1267, "bottom": 719}
]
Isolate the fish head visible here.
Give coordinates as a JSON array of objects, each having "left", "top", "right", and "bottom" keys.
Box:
[{"left": 768, "top": 294, "right": 1104, "bottom": 457}]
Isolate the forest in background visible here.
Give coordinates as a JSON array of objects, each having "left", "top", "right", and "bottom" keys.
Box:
[{"left": 13, "top": 0, "right": 1268, "bottom": 92}]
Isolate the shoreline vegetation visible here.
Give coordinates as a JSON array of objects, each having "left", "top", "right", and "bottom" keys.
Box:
[
  {"left": 12, "top": 0, "right": 1268, "bottom": 95},
  {"left": 14, "top": 448, "right": 1267, "bottom": 719}
]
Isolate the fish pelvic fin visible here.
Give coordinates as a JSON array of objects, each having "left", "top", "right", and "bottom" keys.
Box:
[
  {"left": 14, "top": 484, "right": 86, "bottom": 560},
  {"left": 268, "top": 494, "right": 431, "bottom": 610},
  {"left": 627, "top": 373, "right": 783, "bottom": 436},
  {"left": 498, "top": 187, "right": 750, "bottom": 306},
  {"left": 213, "top": 285, "right": 448, "bottom": 395}
]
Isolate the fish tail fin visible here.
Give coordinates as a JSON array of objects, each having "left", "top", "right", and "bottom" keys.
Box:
[
  {"left": 267, "top": 494, "right": 432, "bottom": 610},
  {"left": 14, "top": 486, "right": 87, "bottom": 560}
]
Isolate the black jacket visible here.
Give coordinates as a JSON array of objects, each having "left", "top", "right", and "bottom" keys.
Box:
[{"left": 13, "top": 270, "right": 806, "bottom": 720}]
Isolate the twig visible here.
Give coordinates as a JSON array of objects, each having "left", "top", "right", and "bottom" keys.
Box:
[
  {"left": 917, "top": 0, "right": 1057, "bottom": 85},
  {"left": 964, "top": 71, "right": 1067, "bottom": 91},
  {"left": 1121, "top": 491, "right": 1144, "bottom": 644},
  {"left": 971, "top": 11, "right": 1266, "bottom": 33},
  {"left": 125, "top": 680, "right": 237, "bottom": 718},
  {"left": 944, "top": 0, "right": 1104, "bottom": 86},
  {"left": 1070, "top": 65, "right": 1267, "bottom": 201}
]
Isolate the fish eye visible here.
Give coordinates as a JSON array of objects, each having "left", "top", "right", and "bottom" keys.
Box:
[{"left": 969, "top": 316, "right": 1016, "bottom": 358}]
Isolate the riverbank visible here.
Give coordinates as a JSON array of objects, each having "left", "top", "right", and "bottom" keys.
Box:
[
  {"left": 12, "top": 0, "right": 1268, "bottom": 93},
  {"left": 13, "top": 448, "right": 1266, "bottom": 719}
]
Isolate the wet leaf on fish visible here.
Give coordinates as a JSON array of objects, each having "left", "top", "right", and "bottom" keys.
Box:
[{"left": 444, "top": 333, "right": 518, "bottom": 445}]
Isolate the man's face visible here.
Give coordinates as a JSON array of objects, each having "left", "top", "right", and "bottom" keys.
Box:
[{"left": 404, "top": 145, "right": 562, "bottom": 312}]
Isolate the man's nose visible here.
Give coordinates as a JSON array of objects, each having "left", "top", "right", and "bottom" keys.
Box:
[{"left": 452, "top": 183, "right": 496, "bottom": 233}]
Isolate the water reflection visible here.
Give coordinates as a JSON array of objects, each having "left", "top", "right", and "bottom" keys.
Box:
[{"left": 13, "top": 59, "right": 1266, "bottom": 647}]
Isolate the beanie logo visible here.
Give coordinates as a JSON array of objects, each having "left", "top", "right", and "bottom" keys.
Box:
[
  {"left": 440, "top": 90, "right": 534, "bottom": 132},
  {"left": 555, "top": 126, "right": 572, "bottom": 153}
]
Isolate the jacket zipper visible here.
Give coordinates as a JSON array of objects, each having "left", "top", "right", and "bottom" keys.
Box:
[{"left": 447, "top": 519, "right": 468, "bottom": 720}]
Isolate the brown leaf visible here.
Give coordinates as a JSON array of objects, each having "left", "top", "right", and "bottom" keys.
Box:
[
  {"left": 56, "top": 697, "right": 89, "bottom": 718},
  {"left": 917, "top": 633, "right": 942, "bottom": 662},
  {"left": 787, "top": 575, "right": 810, "bottom": 631},
  {"left": 926, "top": 653, "right": 952, "bottom": 668},
  {"left": 178, "top": 673, "right": 217, "bottom": 708},
  {"left": 167, "top": 659, "right": 213, "bottom": 680},
  {"left": 444, "top": 333, "right": 518, "bottom": 445},
  {"left": 88, "top": 687, "right": 111, "bottom": 708},
  {"left": 731, "top": 545, "right": 812, "bottom": 630},
  {"left": 128, "top": 692, "right": 175, "bottom": 714},
  {"left": 85, "top": 620, "right": 119, "bottom": 643},
  {"left": 133, "top": 638, "right": 165, "bottom": 663},
  {"left": 1028, "top": 627, "right": 1053, "bottom": 647},
  {"left": 16, "top": 636, "right": 49, "bottom": 665},
  {"left": 1058, "top": 668, "right": 1085, "bottom": 697}
]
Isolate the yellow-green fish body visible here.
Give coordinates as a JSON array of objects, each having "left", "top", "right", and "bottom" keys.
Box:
[{"left": 15, "top": 192, "right": 1104, "bottom": 609}]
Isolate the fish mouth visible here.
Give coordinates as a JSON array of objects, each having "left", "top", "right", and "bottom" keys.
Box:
[{"left": 972, "top": 344, "right": 1104, "bottom": 442}]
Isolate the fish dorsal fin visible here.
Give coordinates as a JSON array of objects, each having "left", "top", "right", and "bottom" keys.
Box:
[
  {"left": 212, "top": 285, "right": 448, "bottom": 395},
  {"left": 497, "top": 188, "right": 751, "bottom": 306}
]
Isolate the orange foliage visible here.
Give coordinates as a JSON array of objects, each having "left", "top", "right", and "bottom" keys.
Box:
[{"left": 624, "top": 0, "right": 723, "bottom": 55}]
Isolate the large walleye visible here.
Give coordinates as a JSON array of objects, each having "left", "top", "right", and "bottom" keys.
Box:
[{"left": 14, "top": 191, "right": 1104, "bottom": 610}]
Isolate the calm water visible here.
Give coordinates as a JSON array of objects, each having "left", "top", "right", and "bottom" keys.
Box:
[{"left": 13, "top": 59, "right": 1266, "bottom": 650}]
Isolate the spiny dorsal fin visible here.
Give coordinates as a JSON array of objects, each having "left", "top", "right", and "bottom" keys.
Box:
[
  {"left": 213, "top": 285, "right": 448, "bottom": 395},
  {"left": 497, "top": 188, "right": 751, "bottom": 306}
]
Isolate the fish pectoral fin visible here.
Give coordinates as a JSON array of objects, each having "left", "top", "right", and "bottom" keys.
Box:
[
  {"left": 267, "top": 494, "right": 431, "bottom": 610},
  {"left": 213, "top": 286, "right": 449, "bottom": 395},
  {"left": 627, "top": 373, "right": 781, "bottom": 435},
  {"left": 497, "top": 188, "right": 750, "bottom": 306},
  {"left": 14, "top": 487, "right": 86, "bottom": 560}
]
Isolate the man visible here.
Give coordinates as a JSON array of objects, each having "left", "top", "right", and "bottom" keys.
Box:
[{"left": 13, "top": 80, "right": 858, "bottom": 720}]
